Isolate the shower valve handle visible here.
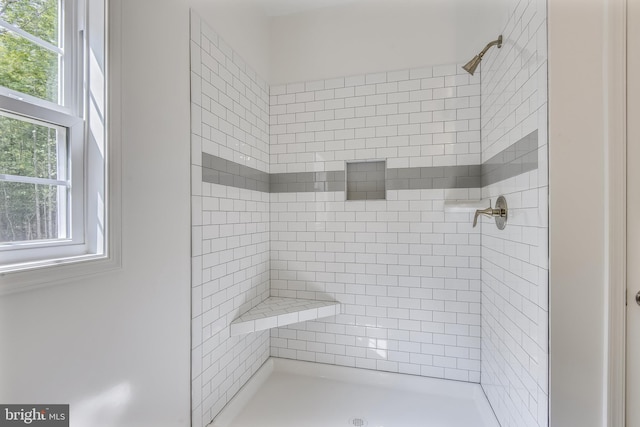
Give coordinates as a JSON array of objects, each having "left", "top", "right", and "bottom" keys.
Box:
[{"left": 473, "top": 202, "right": 507, "bottom": 228}]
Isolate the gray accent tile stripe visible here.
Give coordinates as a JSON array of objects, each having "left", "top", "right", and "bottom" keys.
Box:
[
  {"left": 202, "top": 153, "right": 270, "bottom": 192},
  {"left": 481, "top": 130, "right": 539, "bottom": 186},
  {"left": 387, "top": 165, "right": 482, "bottom": 190},
  {"left": 270, "top": 171, "right": 345, "bottom": 193},
  {"left": 202, "top": 131, "right": 540, "bottom": 193}
]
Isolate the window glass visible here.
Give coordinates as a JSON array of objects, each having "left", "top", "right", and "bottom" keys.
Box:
[
  {"left": 0, "top": 113, "right": 61, "bottom": 180},
  {"left": 0, "top": 0, "right": 61, "bottom": 103},
  {"left": 0, "top": 182, "right": 63, "bottom": 243},
  {"left": 0, "top": 113, "right": 68, "bottom": 244},
  {"left": 0, "top": 31, "right": 60, "bottom": 103},
  {"left": 0, "top": 0, "right": 59, "bottom": 46}
]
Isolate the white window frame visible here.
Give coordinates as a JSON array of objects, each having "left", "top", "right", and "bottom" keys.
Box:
[
  {"left": 0, "top": 0, "right": 121, "bottom": 294},
  {"left": 0, "top": 103, "right": 85, "bottom": 265}
]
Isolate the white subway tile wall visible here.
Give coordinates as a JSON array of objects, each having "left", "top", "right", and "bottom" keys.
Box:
[
  {"left": 268, "top": 65, "right": 484, "bottom": 382},
  {"left": 190, "top": 12, "right": 270, "bottom": 427},
  {"left": 270, "top": 189, "right": 483, "bottom": 381},
  {"left": 190, "top": 13, "right": 270, "bottom": 174},
  {"left": 479, "top": 0, "right": 548, "bottom": 426},
  {"left": 269, "top": 67, "right": 481, "bottom": 173}
]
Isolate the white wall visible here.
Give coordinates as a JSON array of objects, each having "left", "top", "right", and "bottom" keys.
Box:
[
  {"left": 548, "top": 0, "right": 607, "bottom": 425},
  {"left": 0, "top": 1, "right": 269, "bottom": 427},
  {"left": 191, "top": 1, "right": 271, "bottom": 81},
  {"left": 269, "top": 0, "right": 509, "bottom": 85},
  {"left": 0, "top": 1, "right": 191, "bottom": 425}
]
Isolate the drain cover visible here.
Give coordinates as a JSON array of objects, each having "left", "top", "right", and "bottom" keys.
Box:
[{"left": 349, "top": 418, "right": 368, "bottom": 427}]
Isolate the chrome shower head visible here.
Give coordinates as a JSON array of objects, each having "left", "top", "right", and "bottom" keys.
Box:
[{"left": 462, "top": 35, "right": 503, "bottom": 75}]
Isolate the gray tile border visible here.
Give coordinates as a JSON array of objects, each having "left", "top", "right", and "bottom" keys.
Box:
[
  {"left": 202, "top": 130, "right": 540, "bottom": 193},
  {"left": 387, "top": 166, "right": 482, "bottom": 190},
  {"left": 202, "top": 153, "right": 270, "bottom": 192},
  {"left": 270, "top": 171, "right": 345, "bottom": 193},
  {"left": 482, "top": 130, "right": 539, "bottom": 186}
]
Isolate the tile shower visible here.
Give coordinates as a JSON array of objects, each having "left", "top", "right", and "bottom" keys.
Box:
[{"left": 190, "top": 0, "right": 548, "bottom": 426}]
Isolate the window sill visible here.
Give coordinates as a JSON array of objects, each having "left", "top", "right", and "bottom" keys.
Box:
[{"left": 0, "top": 250, "right": 121, "bottom": 296}]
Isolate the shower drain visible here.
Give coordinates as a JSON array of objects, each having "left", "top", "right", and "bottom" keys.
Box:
[{"left": 348, "top": 417, "right": 368, "bottom": 427}]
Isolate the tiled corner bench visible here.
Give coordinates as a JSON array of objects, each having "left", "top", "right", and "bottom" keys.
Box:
[{"left": 230, "top": 297, "right": 341, "bottom": 336}]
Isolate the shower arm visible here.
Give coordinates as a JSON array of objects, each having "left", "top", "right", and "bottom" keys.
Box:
[{"left": 477, "top": 36, "right": 503, "bottom": 60}]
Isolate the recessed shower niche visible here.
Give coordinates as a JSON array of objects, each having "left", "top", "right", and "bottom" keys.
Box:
[{"left": 346, "top": 160, "right": 386, "bottom": 201}]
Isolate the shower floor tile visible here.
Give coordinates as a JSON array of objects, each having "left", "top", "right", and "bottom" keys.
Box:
[{"left": 210, "top": 358, "right": 499, "bottom": 427}]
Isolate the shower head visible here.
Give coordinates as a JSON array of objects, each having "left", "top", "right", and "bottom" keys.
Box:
[
  {"left": 462, "top": 55, "right": 483, "bottom": 75},
  {"left": 462, "top": 35, "right": 503, "bottom": 75}
]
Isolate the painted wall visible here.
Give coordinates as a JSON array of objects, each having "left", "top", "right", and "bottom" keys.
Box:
[
  {"left": 479, "top": 0, "right": 549, "bottom": 426},
  {"left": 191, "top": 1, "right": 271, "bottom": 81},
  {"left": 0, "top": 1, "right": 269, "bottom": 427},
  {"left": 269, "top": 0, "right": 509, "bottom": 85},
  {"left": 548, "top": 0, "right": 607, "bottom": 425}
]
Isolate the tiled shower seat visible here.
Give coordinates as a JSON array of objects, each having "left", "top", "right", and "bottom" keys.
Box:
[{"left": 230, "top": 297, "right": 341, "bottom": 336}]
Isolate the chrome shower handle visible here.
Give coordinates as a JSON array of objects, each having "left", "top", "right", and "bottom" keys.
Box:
[{"left": 473, "top": 201, "right": 507, "bottom": 228}]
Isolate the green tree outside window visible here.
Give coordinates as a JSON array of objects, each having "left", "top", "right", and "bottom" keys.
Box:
[{"left": 0, "top": 0, "right": 63, "bottom": 243}]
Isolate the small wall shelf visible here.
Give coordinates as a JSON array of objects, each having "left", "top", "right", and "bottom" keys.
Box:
[
  {"left": 443, "top": 200, "right": 487, "bottom": 213},
  {"left": 230, "top": 297, "right": 341, "bottom": 336}
]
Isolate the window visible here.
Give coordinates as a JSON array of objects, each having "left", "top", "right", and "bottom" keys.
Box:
[{"left": 0, "top": 0, "right": 114, "bottom": 284}]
